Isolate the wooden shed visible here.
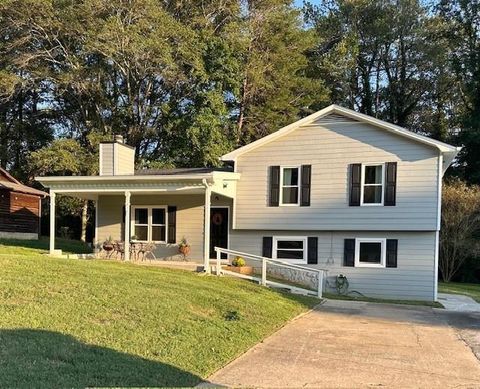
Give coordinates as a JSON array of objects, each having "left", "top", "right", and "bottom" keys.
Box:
[{"left": 0, "top": 168, "right": 48, "bottom": 240}]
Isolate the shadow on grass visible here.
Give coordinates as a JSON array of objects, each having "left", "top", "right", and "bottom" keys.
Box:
[
  {"left": 0, "top": 329, "right": 200, "bottom": 387},
  {"left": 0, "top": 237, "right": 92, "bottom": 254}
]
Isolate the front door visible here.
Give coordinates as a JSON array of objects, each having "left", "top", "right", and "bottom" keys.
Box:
[{"left": 210, "top": 207, "right": 229, "bottom": 258}]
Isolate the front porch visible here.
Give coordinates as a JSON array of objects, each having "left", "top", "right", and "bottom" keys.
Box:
[{"left": 36, "top": 170, "right": 239, "bottom": 269}]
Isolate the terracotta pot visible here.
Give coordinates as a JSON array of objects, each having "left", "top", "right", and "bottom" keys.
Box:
[
  {"left": 223, "top": 265, "right": 254, "bottom": 275},
  {"left": 103, "top": 243, "right": 114, "bottom": 251},
  {"left": 179, "top": 245, "right": 191, "bottom": 257}
]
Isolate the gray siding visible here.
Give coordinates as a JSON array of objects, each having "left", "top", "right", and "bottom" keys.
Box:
[
  {"left": 234, "top": 117, "right": 440, "bottom": 231},
  {"left": 229, "top": 230, "right": 436, "bottom": 301},
  {"left": 97, "top": 194, "right": 206, "bottom": 260},
  {"left": 115, "top": 144, "right": 135, "bottom": 175},
  {"left": 99, "top": 143, "right": 114, "bottom": 176},
  {"left": 96, "top": 194, "right": 231, "bottom": 261}
]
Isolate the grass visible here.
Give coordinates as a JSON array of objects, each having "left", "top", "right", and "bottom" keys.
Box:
[
  {"left": 0, "top": 250, "right": 316, "bottom": 387},
  {"left": 439, "top": 281, "right": 480, "bottom": 303},
  {"left": 0, "top": 236, "right": 92, "bottom": 256},
  {"left": 323, "top": 292, "right": 444, "bottom": 308}
]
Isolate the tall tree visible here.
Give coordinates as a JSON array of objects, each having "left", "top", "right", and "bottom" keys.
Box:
[
  {"left": 234, "top": 0, "right": 329, "bottom": 145},
  {"left": 439, "top": 0, "right": 480, "bottom": 183}
]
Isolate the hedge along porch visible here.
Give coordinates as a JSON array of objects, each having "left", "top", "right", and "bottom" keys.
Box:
[{"left": 36, "top": 170, "right": 239, "bottom": 267}]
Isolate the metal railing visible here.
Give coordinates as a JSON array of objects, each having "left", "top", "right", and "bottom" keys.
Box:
[{"left": 213, "top": 247, "right": 325, "bottom": 298}]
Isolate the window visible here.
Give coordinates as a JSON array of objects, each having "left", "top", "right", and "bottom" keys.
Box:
[
  {"left": 361, "top": 164, "right": 384, "bottom": 205},
  {"left": 280, "top": 166, "right": 300, "bottom": 205},
  {"left": 273, "top": 237, "right": 307, "bottom": 263},
  {"left": 131, "top": 206, "right": 167, "bottom": 242},
  {"left": 355, "top": 238, "right": 386, "bottom": 267}
]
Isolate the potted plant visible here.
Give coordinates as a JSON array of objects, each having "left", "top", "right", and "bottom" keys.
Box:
[
  {"left": 178, "top": 237, "right": 191, "bottom": 260},
  {"left": 102, "top": 236, "right": 114, "bottom": 252},
  {"left": 224, "top": 256, "right": 253, "bottom": 275}
]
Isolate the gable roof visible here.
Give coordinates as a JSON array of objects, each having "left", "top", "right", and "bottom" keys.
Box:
[
  {"left": 0, "top": 168, "right": 48, "bottom": 197},
  {"left": 220, "top": 104, "right": 461, "bottom": 173}
]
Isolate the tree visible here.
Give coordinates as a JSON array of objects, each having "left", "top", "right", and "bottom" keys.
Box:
[
  {"left": 439, "top": 0, "right": 480, "bottom": 183},
  {"left": 233, "top": 0, "right": 329, "bottom": 145},
  {"left": 440, "top": 180, "right": 480, "bottom": 282},
  {"left": 29, "top": 133, "right": 109, "bottom": 242}
]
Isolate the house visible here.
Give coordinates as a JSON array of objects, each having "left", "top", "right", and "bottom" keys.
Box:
[
  {"left": 35, "top": 105, "right": 459, "bottom": 301},
  {"left": 0, "top": 168, "right": 48, "bottom": 239}
]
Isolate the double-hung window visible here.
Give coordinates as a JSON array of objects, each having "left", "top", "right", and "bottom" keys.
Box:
[
  {"left": 355, "top": 238, "right": 386, "bottom": 268},
  {"left": 280, "top": 166, "right": 300, "bottom": 205},
  {"left": 361, "top": 164, "right": 384, "bottom": 205},
  {"left": 132, "top": 206, "right": 167, "bottom": 242},
  {"left": 273, "top": 236, "right": 307, "bottom": 264}
]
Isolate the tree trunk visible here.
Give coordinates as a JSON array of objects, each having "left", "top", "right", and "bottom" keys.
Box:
[{"left": 80, "top": 199, "right": 88, "bottom": 242}]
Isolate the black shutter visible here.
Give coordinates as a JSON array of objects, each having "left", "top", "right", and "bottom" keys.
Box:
[
  {"left": 262, "top": 237, "right": 273, "bottom": 258},
  {"left": 344, "top": 239, "right": 355, "bottom": 267},
  {"left": 307, "top": 237, "right": 318, "bottom": 264},
  {"left": 349, "top": 164, "right": 361, "bottom": 206},
  {"left": 386, "top": 239, "right": 398, "bottom": 268},
  {"left": 384, "top": 162, "right": 397, "bottom": 206},
  {"left": 269, "top": 166, "right": 280, "bottom": 207},
  {"left": 300, "top": 165, "right": 312, "bottom": 206},
  {"left": 167, "top": 206, "right": 177, "bottom": 244}
]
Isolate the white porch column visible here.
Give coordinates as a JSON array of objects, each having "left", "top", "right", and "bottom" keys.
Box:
[
  {"left": 49, "top": 191, "right": 56, "bottom": 255},
  {"left": 124, "top": 191, "right": 131, "bottom": 261},
  {"left": 94, "top": 199, "right": 98, "bottom": 247},
  {"left": 203, "top": 184, "right": 212, "bottom": 272}
]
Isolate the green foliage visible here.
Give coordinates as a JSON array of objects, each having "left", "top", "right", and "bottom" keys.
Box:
[{"left": 232, "top": 256, "right": 246, "bottom": 267}]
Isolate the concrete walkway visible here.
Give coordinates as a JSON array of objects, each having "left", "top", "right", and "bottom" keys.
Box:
[
  {"left": 438, "top": 293, "right": 480, "bottom": 312},
  {"left": 202, "top": 300, "right": 480, "bottom": 388}
]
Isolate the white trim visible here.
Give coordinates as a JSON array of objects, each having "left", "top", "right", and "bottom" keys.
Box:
[
  {"left": 124, "top": 191, "right": 131, "bottom": 261},
  {"left": 273, "top": 236, "right": 308, "bottom": 264},
  {"left": 220, "top": 105, "right": 459, "bottom": 172},
  {"left": 210, "top": 206, "right": 230, "bottom": 257},
  {"left": 49, "top": 191, "right": 56, "bottom": 255},
  {"left": 94, "top": 199, "right": 98, "bottom": 246},
  {"left": 434, "top": 152, "right": 443, "bottom": 301},
  {"left": 360, "top": 163, "right": 385, "bottom": 206},
  {"left": 279, "top": 166, "right": 300, "bottom": 206},
  {"left": 203, "top": 183, "right": 212, "bottom": 271},
  {"left": 130, "top": 205, "right": 168, "bottom": 243},
  {"left": 355, "top": 238, "right": 386, "bottom": 268}
]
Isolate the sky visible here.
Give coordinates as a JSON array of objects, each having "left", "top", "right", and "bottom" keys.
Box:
[{"left": 294, "top": 0, "right": 321, "bottom": 7}]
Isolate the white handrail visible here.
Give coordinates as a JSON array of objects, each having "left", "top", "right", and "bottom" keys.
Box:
[
  {"left": 214, "top": 247, "right": 327, "bottom": 273},
  {"left": 213, "top": 246, "right": 324, "bottom": 298}
]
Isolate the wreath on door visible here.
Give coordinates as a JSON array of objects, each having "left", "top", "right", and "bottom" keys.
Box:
[{"left": 211, "top": 212, "right": 223, "bottom": 225}]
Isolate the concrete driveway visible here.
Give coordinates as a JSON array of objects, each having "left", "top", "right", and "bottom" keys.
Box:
[{"left": 203, "top": 300, "right": 480, "bottom": 388}]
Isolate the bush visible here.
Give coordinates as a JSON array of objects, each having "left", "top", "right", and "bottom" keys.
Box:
[
  {"left": 232, "top": 256, "right": 246, "bottom": 267},
  {"left": 440, "top": 179, "right": 480, "bottom": 282}
]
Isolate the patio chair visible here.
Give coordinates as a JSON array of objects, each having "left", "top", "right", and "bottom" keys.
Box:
[
  {"left": 113, "top": 241, "right": 125, "bottom": 260},
  {"left": 137, "top": 243, "right": 156, "bottom": 261}
]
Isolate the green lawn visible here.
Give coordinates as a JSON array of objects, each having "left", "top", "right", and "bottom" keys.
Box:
[
  {"left": 0, "top": 236, "right": 92, "bottom": 255},
  {"left": 0, "top": 251, "right": 316, "bottom": 387},
  {"left": 439, "top": 282, "right": 480, "bottom": 303}
]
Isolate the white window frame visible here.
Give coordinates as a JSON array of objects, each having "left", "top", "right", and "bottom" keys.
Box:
[
  {"left": 131, "top": 205, "right": 168, "bottom": 243},
  {"left": 360, "top": 163, "right": 385, "bottom": 206},
  {"left": 355, "top": 238, "right": 386, "bottom": 268},
  {"left": 279, "top": 166, "right": 301, "bottom": 206},
  {"left": 273, "top": 236, "right": 308, "bottom": 264}
]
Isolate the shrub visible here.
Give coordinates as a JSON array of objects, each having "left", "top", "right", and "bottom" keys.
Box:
[
  {"left": 232, "top": 256, "right": 246, "bottom": 267},
  {"left": 440, "top": 179, "right": 480, "bottom": 282}
]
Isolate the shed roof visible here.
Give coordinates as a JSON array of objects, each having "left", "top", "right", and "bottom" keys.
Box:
[{"left": 0, "top": 168, "right": 48, "bottom": 197}]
